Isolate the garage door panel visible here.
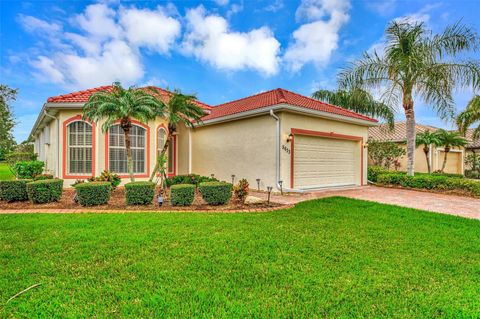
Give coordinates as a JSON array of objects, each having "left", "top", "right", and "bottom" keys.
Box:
[{"left": 294, "top": 135, "right": 358, "bottom": 188}]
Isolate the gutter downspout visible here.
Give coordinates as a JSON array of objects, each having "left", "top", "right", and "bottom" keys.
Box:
[
  {"left": 43, "top": 110, "right": 59, "bottom": 178},
  {"left": 269, "top": 109, "right": 304, "bottom": 193}
]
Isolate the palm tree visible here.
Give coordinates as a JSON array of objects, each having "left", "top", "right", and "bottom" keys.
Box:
[
  {"left": 312, "top": 88, "right": 396, "bottom": 128},
  {"left": 415, "top": 130, "right": 441, "bottom": 173},
  {"left": 457, "top": 95, "right": 480, "bottom": 139},
  {"left": 149, "top": 90, "right": 205, "bottom": 182},
  {"left": 435, "top": 129, "right": 468, "bottom": 173},
  {"left": 83, "top": 82, "right": 166, "bottom": 182},
  {"left": 339, "top": 20, "right": 480, "bottom": 176}
]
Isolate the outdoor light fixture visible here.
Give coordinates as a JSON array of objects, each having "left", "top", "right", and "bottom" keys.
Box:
[
  {"left": 267, "top": 186, "right": 273, "bottom": 205},
  {"left": 211, "top": 173, "right": 215, "bottom": 178},
  {"left": 286, "top": 133, "right": 293, "bottom": 143},
  {"left": 157, "top": 194, "right": 164, "bottom": 207},
  {"left": 363, "top": 142, "right": 369, "bottom": 148},
  {"left": 278, "top": 180, "right": 283, "bottom": 195},
  {"left": 231, "top": 174, "right": 236, "bottom": 184},
  {"left": 256, "top": 178, "right": 261, "bottom": 190}
]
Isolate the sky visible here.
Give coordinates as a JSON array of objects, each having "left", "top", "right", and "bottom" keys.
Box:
[{"left": 1, "top": 0, "right": 479, "bottom": 143}]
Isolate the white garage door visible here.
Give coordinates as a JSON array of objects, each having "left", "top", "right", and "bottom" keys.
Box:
[{"left": 294, "top": 135, "right": 358, "bottom": 189}]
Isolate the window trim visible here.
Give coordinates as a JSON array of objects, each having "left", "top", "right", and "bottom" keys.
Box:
[
  {"left": 62, "top": 115, "right": 96, "bottom": 179},
  {"left": 156, "top": 124, "right": 176, "bottom": 177},
  {"left": 104, "top": 120, "right": 150, "bottom": 178}
]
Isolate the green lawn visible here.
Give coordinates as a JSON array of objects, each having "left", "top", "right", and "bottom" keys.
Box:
[
  {"left": 1, "top": 197, "right": 479, "bottom": 318},
  {"left": 0, "top": 162, "right": 13, "bottom": 180}
]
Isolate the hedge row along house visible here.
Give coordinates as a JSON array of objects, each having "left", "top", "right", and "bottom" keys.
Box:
[
  {"left": 368, "top": 122, "right": 467, "bottom": 174},
  {"left": 30, "top": 86, "right": 378, "bottom": 189}
]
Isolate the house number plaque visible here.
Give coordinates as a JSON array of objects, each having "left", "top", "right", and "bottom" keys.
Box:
[{"left": 282, "top": 145, "right": 291, "bottom": 154}]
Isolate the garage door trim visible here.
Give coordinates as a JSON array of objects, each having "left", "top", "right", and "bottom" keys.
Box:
[{"left": 290, "top": 128, "right": 364, "bottom": 189}]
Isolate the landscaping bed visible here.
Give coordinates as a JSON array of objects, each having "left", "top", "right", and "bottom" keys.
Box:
[{"left": 0, "top": 187, "right": 282, "bottom": 211}]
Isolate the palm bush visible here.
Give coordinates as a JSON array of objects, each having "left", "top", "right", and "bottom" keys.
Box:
[
  {"left": 457, "top": 95, "right": 480, "bottom": 139},
  {"left": 435, "top": 130, "right": 468, "bottom": 173}
]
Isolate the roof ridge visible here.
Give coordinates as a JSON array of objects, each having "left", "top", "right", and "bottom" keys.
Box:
[
  {"left": 276, "top": 88, "right": 287, "bottom": 103},
  {"left": 213, "top": 88, "right": 279, "bottom": 108},
  {"left": 280, "top": 88, "right": 377, "bottom": 122}
]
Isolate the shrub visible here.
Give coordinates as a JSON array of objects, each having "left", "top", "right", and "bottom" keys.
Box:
[
  {"left": 88, "top": 170, "right": 121, "bottom": 189},
  {"left": 34, "top": 173, "right": 54, "bottom": 181},
  {"left": 125, "top": 181, "right": 155, "bottom": 205},
  {"left": 199, "top": 182, "right": 232, "bottom": 205},
  {"left": 431, "top": 172, "right": 464, "bottom": 179},
  {"left": 165, "top": 174, "right": 219, "bottom": 187},
  {"left": 367, "top": 166, "right": 389, "bottom": 182},
  {"left": 75, "top": 182, "right": 112, "bottom": 206},
  {"left": 170, "top": 184, "right": 195, "bottom": 206},
  {"left": 13, "top": 161, "right": 44, "bottom": 179},
  {"left": 233, "top": 178, "right": 249, "bottom": 204},
  {"left": 5, "top": 152, "right": 37, "bottom": 167},
  {"left": 26, "top": 179, "right": 63, "bottom": 204},
  {"left": 0, "top": 179, "right": 32, "bottom": 202},
  {"left": 465, "top": 169, "right": 480, "bottom": 179},
  {"left": 376, "top": 173, "right": 480, "bottom": 197}
]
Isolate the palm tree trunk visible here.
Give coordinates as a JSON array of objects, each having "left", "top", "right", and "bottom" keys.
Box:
[
  {"left": 423, "top": 146, "right": 431, "bottom": 173},
  {"left": 404, "top": 100, "right": 416, "bottom": 176},
  {"left": 123, "top": 128, "right": 135, "bottom": 182},
  {"left": 441, "top": 147, "right": 450, "bottom": 173},
  {"left": 149, "top": 133, "right": 172, "bottom": 182}
]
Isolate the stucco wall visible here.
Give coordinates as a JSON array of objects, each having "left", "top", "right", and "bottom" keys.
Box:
[
  {"left": 191, "top": 115, "right": 277, "bottom": 189},
  {"left": 279, "top": 112, "right": 369, "bottom": 187}
]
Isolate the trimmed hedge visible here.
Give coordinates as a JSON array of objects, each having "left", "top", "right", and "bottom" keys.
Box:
[
  {"left": 367, "top": 166, "right": 389, "bottom": 182},
  {"left": 75, "top": 182, "right": 112, "bottom": 206},
  {"left": 170, "top": 184, "right": 195, "bottom": 206},
  {"left": 34, "top": 174, "right": 54, "bottom": 181},
  {"left": 0, "top": 179, "right": 32, "bottom": 202},
  {"left": 376, "top": 173, "right": 480, "bottom": 197},
  {"left": 199, "top": 182, "right": 233, "bottom": 205},
  {"left": 125, "top": 181, "right": 155, "bottom": 205},
  {"left": 165, "top": 174, "right": 219, "bottom": 187},
  {"left": 26, "top": 179, "right": 63, "bottom": 204}
]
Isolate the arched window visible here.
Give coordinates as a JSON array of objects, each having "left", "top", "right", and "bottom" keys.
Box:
[
  {"left": 67, "top": 121, "right": 93, "bottom": 174},
  {"left": 157, "top": 128, "right": 166, "bottom": 155},
  {"left": 109, "top": 124, "right": 146, "bottom": 173}
]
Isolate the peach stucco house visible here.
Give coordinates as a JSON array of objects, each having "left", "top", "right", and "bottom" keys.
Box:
[{"left": 30, "top": 86, "right": 378, "bottom": 190}]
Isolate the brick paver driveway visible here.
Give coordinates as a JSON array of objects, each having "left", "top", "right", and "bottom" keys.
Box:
[{"left": 251, "top": 185, "right": 480, "bottom": 220}]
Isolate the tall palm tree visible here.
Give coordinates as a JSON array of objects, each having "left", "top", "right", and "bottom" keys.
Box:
[
  {"left": 83, "top": 82, "right": 166, "bottom": 182},
  {"left": 457, "top": 95, "right": 480, "bottom": 139},
  {"left": 312, "top": 88, "right": 396, "bottom": 128},
  {"left": 435, "top": 129, "right": 468, "bottom": 173},
  {"left": 415, "top": 130, "right": 441, "bottom": 173},
  {"left": 339, "top": 20, "right": 480, "bottom": 176},
  {"left": 149, "top": 90, "right": 205, "bottom": 182}
]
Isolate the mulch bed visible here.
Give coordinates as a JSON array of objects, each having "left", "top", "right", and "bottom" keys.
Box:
[{"left": 0, "top": 187, "right": 284, "bottom": 212}]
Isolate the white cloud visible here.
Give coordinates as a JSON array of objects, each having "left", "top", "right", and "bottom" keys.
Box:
[
  {"left": 214, "top": 0, "right": 229, "bottom": 5},
  {"left": 120, "top": 6, "right": 181, "bottom": 54},
  {"left": 182, "top": 6, "right": 280, "bottom": 75},
  {"left": 31, "top": 56, "right": 65, "bottom": 83},
  {"left": 285, "top": 0, "right": 351, "bottom": 71},
  {"left": 75, "top": 3, "right": 122, "bottom": 39},
  {"left": 365, "top": 0, "right": 396, "bottom": 16},
  {"left": 264, "top": 0, "right": 284, "bottom": 12},
  {"left": 17, "top": 14, "right": 62, "bottom": 33}
]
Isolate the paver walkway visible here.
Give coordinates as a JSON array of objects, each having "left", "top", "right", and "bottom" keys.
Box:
[{"left": 251, "top": 185, "right": 480, "bottom": 220}]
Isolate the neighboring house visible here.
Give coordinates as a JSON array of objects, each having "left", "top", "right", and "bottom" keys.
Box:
[
  {"left": 368, "top": 122, "right": 465, "bottom": 174},
  {"left": 464, "top": 128, "right": 480, "bottom": 156},
  {"left": 30, "top": 86, "right": 378, "bottom": 190}
]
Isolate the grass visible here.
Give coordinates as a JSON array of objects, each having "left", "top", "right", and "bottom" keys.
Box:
[
  {"left": 0, "top": 162, "right": 13, "bottom": 180},
  {"left": 1, "top": 197, "right": 479, "bottom": 318}
]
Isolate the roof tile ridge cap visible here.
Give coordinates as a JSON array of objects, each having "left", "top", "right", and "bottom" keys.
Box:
[
  {"left": 213, "top": 88, "right": 279, "bottom": 108},
  {"left": 281, "top": 88, "right": 377, "bottom": 122},
  {"left": 276, "top": 88, "right": 287, "bottom": 103}
]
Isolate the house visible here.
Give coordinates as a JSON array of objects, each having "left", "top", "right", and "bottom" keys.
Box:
[
  {"left": 30, "top": 86, "right": 378, "bottom": 190},
  {"left": 465, "top": 128, "right": 480, "bottom": 156},
  {"left": 368, "top": 122, "right": 465, "bottom": 174}
]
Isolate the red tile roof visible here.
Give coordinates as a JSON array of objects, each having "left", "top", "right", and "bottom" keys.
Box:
[
  {"left": 47, "top": 85, "right": 212, "bottom": 110},
  {"left": 202, "top": 88, "right": 378, "bottom": 123}
]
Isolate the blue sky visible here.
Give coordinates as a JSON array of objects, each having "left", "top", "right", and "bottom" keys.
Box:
[{"left": 1, "top": 0, "right": 479, "bottom": 142}]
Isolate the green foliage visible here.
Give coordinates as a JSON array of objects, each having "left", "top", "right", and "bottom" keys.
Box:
[
  {"left": 465, "top": 169, "right": 480, "bottom": 179},
  {"left": 34, "top": 174, "right": 54, "bottom": 181},
  {"left": 367, "top": 166, "right": 389, "bottom": 182},
  {"left": 465, "top": 153, "right": 480, "bottom": 171},
  {"left": 233, "top": 178, "right": 249, "bottom": 204},
  {"left": 125, "top": 181, "right": 156, "bottom": 205},
  {"left": 457, "top": 95, "right": 480, "bottom": 138},
  {"left": 13, "top": 161, "right": 44, "bottom": 179},
  {"left": 435, "top": 129, "right": 468, "bottom": 149},
  {"left": 377, "top": 173, "right": 480, "bottom": 196},
  {"left": 170, "top": 184, "right": 195, "bottom": 206},
  {"left": 75, "top": 182, "right": 112, "bottom": 206},
  {"left": 312, "top": 88, "right": 396, "bottom": 128},
  {"left": 165, "top": 174, "right": 219, "bottom": 187},
  {"left": 368, "top": 140, "right": 406, "bottom": 169},
  {"left": 0, "top": 179, "right": 32, "bottom": 202},
  {"left": 199, "top": 182, "right": 232, "bottom": 205},
  {"left": 88, "top": 170, "right": 121, "bottom": 189},
  {"left": 26, "top": 179, "right": 63, "bottom": 204},
  {"left": 0, "top": 85, "right": 17, "bottom": 161},
  {"left": 5, "top": 152, "right": 37, "bottom": 167}
]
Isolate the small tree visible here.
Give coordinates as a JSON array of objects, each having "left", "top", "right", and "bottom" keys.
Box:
[
  {"left": 435, "top": 129, "right": 468, "bottom": 173},
  {"left": 416, "top": 130, "right": 441, "bottom": 173},
  {"left": 0, "top": 85, "right": 17, "bottom": 160},
  {"left": 368, "top": 139, "right": 406, "bottom": 169}
]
